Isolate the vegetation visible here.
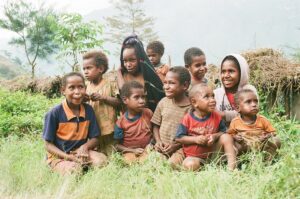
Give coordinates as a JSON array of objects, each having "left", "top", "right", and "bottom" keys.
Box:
[
  {"left": 54, "top": 13, "right": 105, "bottom": 72},
  {"left": 105, "top": 0, "right": 158, "bottom": 54},
  {"left": 0, "top": 0, "right": 59, "bottom": 78},
  {"left": 0, "top": 88, "right": 299, "bottom": 198}
]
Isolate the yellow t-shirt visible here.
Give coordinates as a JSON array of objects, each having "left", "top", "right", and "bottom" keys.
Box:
[{"left": 86, "top": 78, "right": 119, "bottom": 136}]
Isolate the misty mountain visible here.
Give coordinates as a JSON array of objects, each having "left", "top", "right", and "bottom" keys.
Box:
[
  {"left": 86, "top": 0, "right": 300, "bottom": 66},
  {"left": 1, "top": 0, "right": 300, "bottom": 77},
  {"left": 0, "top": 55, "right": 26, "bottom": 79}
]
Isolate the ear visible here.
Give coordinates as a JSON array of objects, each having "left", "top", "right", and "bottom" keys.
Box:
[
  {"left": 122, "top": 96, "right": 128, "bottom": 104},
  {"left": 190, "top": 97, "right": 197, "bottom": 108},
  {"left": 182, "top": 81, "right": 190, "bottom": 91},
  {"left": 185, "top": 64, "right": 190, "bottom": 68},
  {"left": 235, "top": 104, "right": 241, "bottom": 113},
  {"left": 98, "top": 65, "right": 105, "bottom": 74},
  {"left": 60, "top": 87, "right": 66, "bottom": 96}
]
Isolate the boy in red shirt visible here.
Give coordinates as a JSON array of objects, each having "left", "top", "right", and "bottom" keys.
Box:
[
  {"left": 175, "top": 84, "right": 236, "bottom": 171},
  {"left": 114, "top": 81, "right": 153, "bottom": 164}
]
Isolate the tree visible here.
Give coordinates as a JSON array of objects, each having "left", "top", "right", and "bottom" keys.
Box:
[
  {"left": 54, "top": 13, "right": 105, "bottom": 72},
  {"left": 0, "top": 0, "right": 59, "bottom": 78},
  {"left": 105, "top": 0, "right": 158, "bottom": 54}
]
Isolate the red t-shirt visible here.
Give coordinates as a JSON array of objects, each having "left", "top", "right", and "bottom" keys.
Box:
[
  {"left": 226, "top": 92, "right": 236, "bottom": 110},
  {"left": 176, "top": 111, "right": 226, "bottom": 158},
  {"left": 114, "top": 108, "right": 152, "bottom": 149}
]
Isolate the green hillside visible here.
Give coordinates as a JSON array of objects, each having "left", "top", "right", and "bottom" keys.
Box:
[{"left": 0, "top": 55, "right": 25, "bottom": 79}]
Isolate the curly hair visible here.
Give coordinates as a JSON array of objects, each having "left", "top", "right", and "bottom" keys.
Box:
[
  {"left": 61, "top": 72, "right": 85, "bottom": 88},
  {"left": 121, "top": 80, "right": 144, "bottom": 98},
  {"left": 83, "top": 50, "right": 109, "bottom": 73},
  {"left": 234, "top": 89, "right": 257, "bottom": 105},
  {"left": 184, "top": 47, "right": 205, "bottom": 66},
  {"left": 169, "top": 66, "right": 191, "bottom": 86},
  {"left": 146, "top": 40, "right": 165, "bottom": 55}
]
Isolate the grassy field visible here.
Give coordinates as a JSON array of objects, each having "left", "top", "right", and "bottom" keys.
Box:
[{"left": 0, "top": 89, "right": 299, "bottom": 199}]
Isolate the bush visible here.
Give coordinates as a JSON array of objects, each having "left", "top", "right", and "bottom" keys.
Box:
[{"left": 0, "top": 89, "right": 60, "bottom": 137}]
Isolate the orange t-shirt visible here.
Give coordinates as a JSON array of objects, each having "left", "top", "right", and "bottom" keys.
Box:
[{"left": 227, "top": 114, "right": 276, "bottom": 136}]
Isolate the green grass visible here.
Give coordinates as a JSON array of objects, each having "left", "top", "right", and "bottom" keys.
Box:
[
  {"left": 0, "top": 89, "right": 299, "bottom": 198},
  {"left": 0, "top": 133, "right": 299, "bottom": 199}
]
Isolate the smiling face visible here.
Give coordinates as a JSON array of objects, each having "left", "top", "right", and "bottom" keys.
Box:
[
  {"left": 146, "top": 48, "right": 162, "bottom": 66},
  {"left": 123, "top": 88, "right": 146, "bottom": 113},
  {"left": 221, "top": 60, "right": 240, "bottom": 92},
  {"left": 82, "top": 58, "right": 104, "bottom": 81},
  {"left": 123, "top": 47, "right": 139, "bottom": 75},
  {"left": 187, "top": 55, "right": 207, "bottom": 81},
  {"left": 163, "top": 71, "right": 188, "bottom": 99},
  {"left": 237, "top": 92, "right": 259, "bottom": 117},
  {"left": 62, "top": 75, "right": 86, "bottom": 106},
  {"left": 191, "top": 86, "right": 216, "bottom": 114}
]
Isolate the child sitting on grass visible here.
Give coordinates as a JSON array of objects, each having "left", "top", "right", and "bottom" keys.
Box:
[
  {"left": 151, "top": 66, "right": 191, "bottom": 168},
  {"left": 175, "top": 84, "right": 236, "bottom": 171},
  {"left": 146, "top": 40, "right": 170, "bottom": 82},
  {"left": 227, "top": 89, "right": 281, "bottom": 159},
  {"left": 114, "top": 81, "right": 153, "bottom": 164},
  {"left": 42, "top": 72, "right": 107, "bottom": 175},
  {"left": 83, "top": 50, "right": 121, "bottom": 156}
]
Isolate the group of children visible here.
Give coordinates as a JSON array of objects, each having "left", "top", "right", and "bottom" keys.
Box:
[{"left": 42, "top": 35, "right": 281, "bottom": 174}]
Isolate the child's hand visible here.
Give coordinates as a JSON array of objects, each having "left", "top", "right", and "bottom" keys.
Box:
[
  {"left": 259, "top": 134, "right": 271, "bottom": 142},
  {"left": 133, "top": 148, "right": 144, "bottom": 155},
  {"left": 195, "top": 135, "right": 208, "bottom": 146},
  {"left": 207, "top": 135, "right": 216, "bottom": 146},
  {"left": 74, "top": 145, "right": 90, "bottom": 164},
  {"left": 162, "top": 143, "right": 178, "bottom": 156},
  {"left": 82, "top": 93, "right": 90, "bottom": 102},
  {"left": 154, "top": 141, "right": 165, "bottom": 152},
  {"left": 90, "top": 93, "right": 106, "bottom": 102},
  {"left": 67, "top": 153, "right": 81, "bottom": 163},
  {"left": 233, "top": 134, "right": 243, "bottom": 142}
]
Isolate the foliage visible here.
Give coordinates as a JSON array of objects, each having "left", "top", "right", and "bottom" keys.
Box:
[
  {"left": 105, "top": 0, "right": 158, "bottom": 54},
  {"left": 0, "top": 0, "right": 59, "bottom": 78},
  {"left": 54, "top": 13, "right": 105, "bottom": 72},
  {"left": 0, "top": 89, "right": 60, "bottom": 137}
]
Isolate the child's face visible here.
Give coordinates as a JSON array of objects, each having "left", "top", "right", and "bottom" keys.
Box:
[
  {"left": 187, "top": 55, "right": 207, "bottom": 80},
  {"left": 221, "top": 60, "right": 240, "bottom": 91},
  {"left": 146, "top": 49, "right": 162, "bottom": 66},
  {"left": 191, "top": 87, "right": 216, "bottom": 114},
  {"left": 123, "top": 88, "right": 146, "bottom": 113},
  {"left": 163, "top": 71, "right": 188, "bottom": 99},
  {"left": 83, "top": 58, "right": 104, "bottom": 81},
  {"left": 237, "top": 92, "right": 259, "bottom": 117},
  {"left": 62, "top": 76, "right": 86, "bottom": 106},
  {"left": 123, "top": 48, "right": 139, "bottom": 75}
]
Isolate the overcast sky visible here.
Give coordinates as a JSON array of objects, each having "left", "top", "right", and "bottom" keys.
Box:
[{"left": 0, "top": 0, "right": 111, "bottom": 38}]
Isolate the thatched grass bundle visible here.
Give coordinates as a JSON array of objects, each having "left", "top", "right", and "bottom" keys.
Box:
[
  {"left": 0, "top": 75, "right": 62, "bottom": 98},
  {"left": 241, "top": 48, "right": 300, "bottom": 91}
]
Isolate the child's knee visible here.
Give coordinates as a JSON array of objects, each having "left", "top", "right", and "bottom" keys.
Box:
[
  {"left": 89, "top": 151, "right": 108, "bottom": 167},
  {"left": 182, "top": 158, "right": 201, "bottom": 171},
  {"left": 168, "top": 149, "right": 184, "bottom": 169},
  {"left": 123, "top": 152, "right": 137, "bottom": 164},
  {"left": 52, "top": 160, "right": 81, "bottom": 175},
  {"left": 219, "top": 134, "right": 234, "bottom": 145}
]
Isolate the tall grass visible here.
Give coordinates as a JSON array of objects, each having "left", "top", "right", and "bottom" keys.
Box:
[{"left": 0, "top": 134, "right": 299, "bottom": 199}]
